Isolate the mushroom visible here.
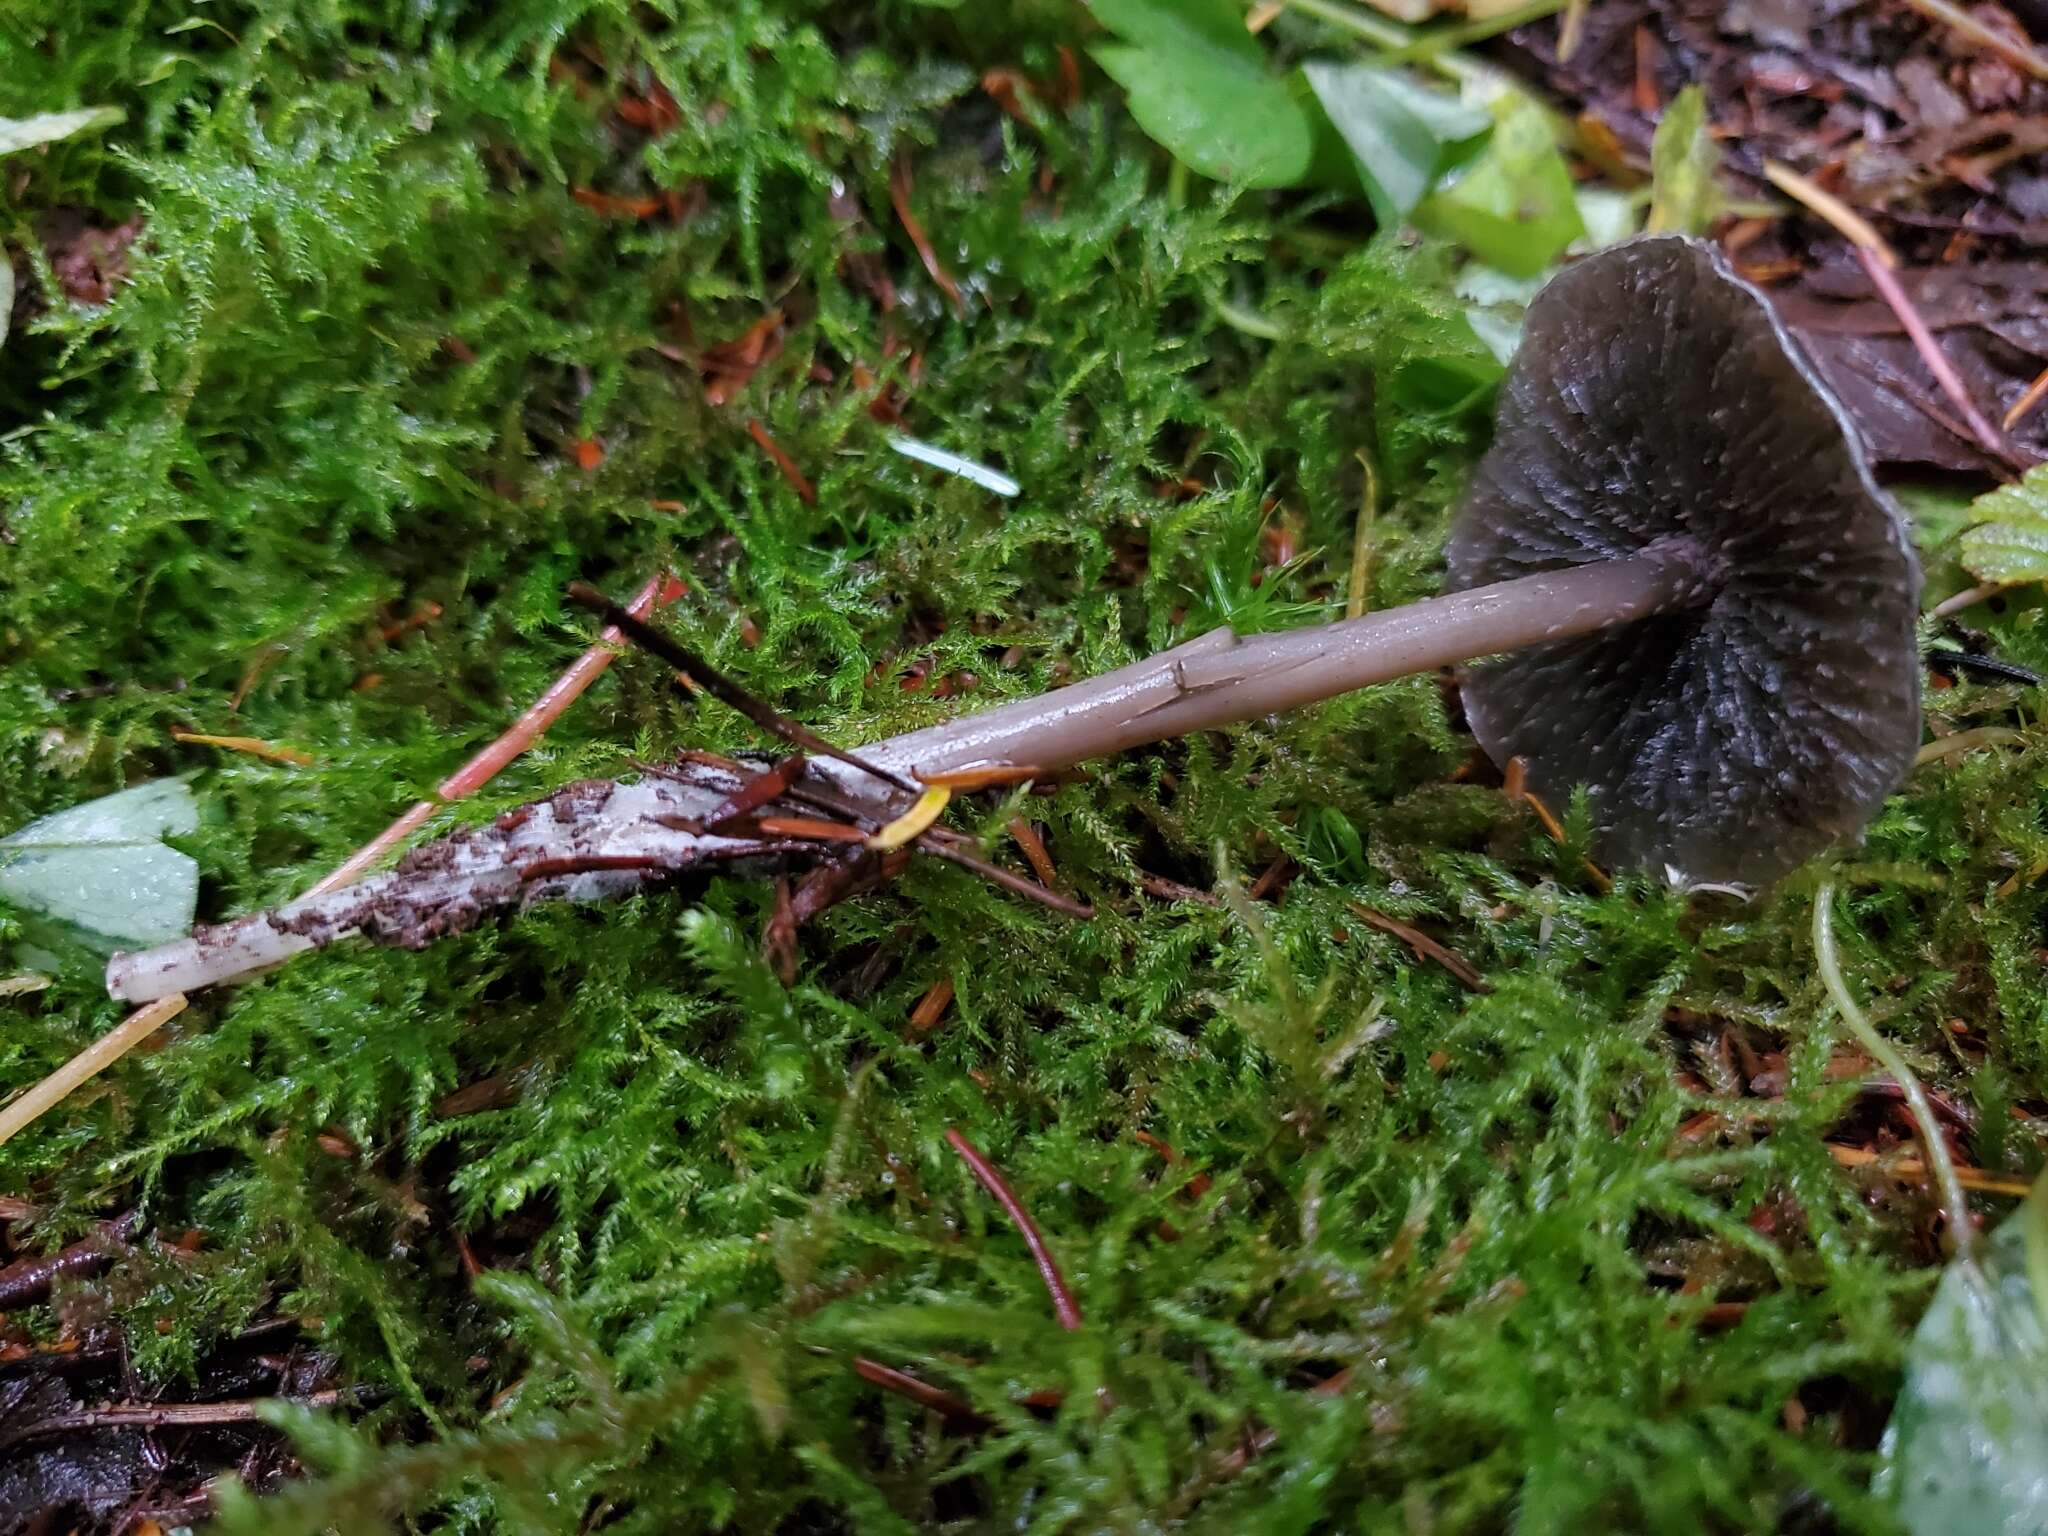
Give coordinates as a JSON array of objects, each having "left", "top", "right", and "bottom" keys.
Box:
[
  {"left": 104, "top": 236, "right": 1922, "bottom": 1004},
  {"left": 847, "top": 235, "right": 1922, "bottom": 885}
]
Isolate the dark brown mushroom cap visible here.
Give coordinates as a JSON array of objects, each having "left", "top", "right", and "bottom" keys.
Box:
[{"left": 1444, "top": 235, "right": 1922, "bottom": 886}]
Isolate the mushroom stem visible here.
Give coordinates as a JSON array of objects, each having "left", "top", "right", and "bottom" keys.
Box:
[
  {"left": 103, "top": 544, "right": 1713, "bottom": 1006},
  {"left": 856, "top": 541, "right": 1711, "bottom": 784}
]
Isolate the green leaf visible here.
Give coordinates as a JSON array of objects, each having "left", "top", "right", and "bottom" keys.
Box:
[
  {"left": 1300, "top": 60, "right": 1489, "bottom": 224},
  {"left": 1882, "top": 1188, "right": 2048, "bottom": 1533},
  {"left": 1415, "top": 90, "right": 1583, "bottom": 277},
  {"left": 0, "top": 106, "right": 123, "bottom": 157},
  {"left": 1089, "top": 0, "right": 1319, "bottom": 187},
  {"left": 1960, "top": 465, "right": 2048, "bottom": 584},
  {"left": 0, "top": 779, "right": 199, "bottom": 950},
  {"left": 1647, "top": 85, "right": 1723, "bottom": 235}
]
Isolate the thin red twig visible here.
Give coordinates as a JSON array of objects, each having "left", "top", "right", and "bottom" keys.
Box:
[
  {"left": 945, "top": 1128, "right": 1083, "bottom": 1332},
  {"left": 851, "top": 1356, "right": 989, "bottom": 1426},
  {"left": 2005, "top": 362, "right": 2048, "bottom": 433},
  {"left": 909, "top": 977, "right": 955, "bottom": 1034},
  {"left": 889, "top": 155, "right": 966, "bottom": 318},
  {"left": 1347, "top": 903, "right": 1491, "bottom": 993},
  {"left": 1854, "top": 246, "right": 2016, "bottom": 467},
  {"left": 745, "top": 418, "right": 816, "bottom": 504},
  {"left": 1007, "top": 818, "right": 1059, "bottom": 889},
  {"left": 309, "top": 571, "right": 684, "bottom": 896}
]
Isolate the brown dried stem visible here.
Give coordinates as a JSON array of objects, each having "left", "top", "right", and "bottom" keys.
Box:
[{"left": 945, "top": 1127, "right": 1083, "bottom": 1332}]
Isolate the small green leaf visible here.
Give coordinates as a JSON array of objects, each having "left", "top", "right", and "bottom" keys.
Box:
[
  {"left": 1647, "top": 85, "right": 1723, "bottom": 235},
  {"left": 0, "top": 779, "right": 199, "bottom": 950},
  {"left": 0, "top": 106, "right": 123, "bottom": 158},
  {"left": 1883, "top": 1189, "right": 2048, "bottom": 1533},
  {"left": 1415, "top": 91, "right": 1583, "bottom": 277},
  {"left": 1959, "top": 465, "right": 2048, "bottom": 584},
  {"left": 1089, "top": 0, "right": 1319, "bottom": 187},
  {"left": 1301, "top": 60, "right": 1489, "bottom": 224}
]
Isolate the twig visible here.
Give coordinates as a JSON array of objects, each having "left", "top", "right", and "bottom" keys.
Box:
[
  {"left": 1760, "top": 161, "right": 1894, "bottom": 265},
  {"left": 1852, "top": 247, "right": 2014, "bottom": 467},
  {"left": 1007, "top": 818, "right": 1059, "bottom": 889},
  {"left": 908, "top": 978, "right": 955, "bottom": 1034},
  {"left": 1813, "top": 882, "right": 1976, "bottom": 1265},
  {"left": 1347, "top": 903, "right": 1489, "bottom": 992},
  {"left": 0, "top": 997, "right": 188, "bottom": 1149},
  {"left": 168, "top": 731, "right": 313, "bottom": 766},
  {"left": 850, "top": 1356, "right": 987, "bottom": 1426},
  {"left": 1828, "top": 1143, "right": 2031, "bottom": 1198},
  {"left": 1246, "top": 855, "right": 1294, "bottom": 902},
  {"left": 889, "top": 155, "right": 966, "bottom": 318},
  {"left": 1765, "top": 157, "right": 2011, "bottom": 462},
  {"left": 1346, "top": 450, "right": 1379, "bottom": 621},
  {"left": 744, "top": 419, "right": 816, "bottom": 504},
  {"left": 1556, "top": 0, "right": 1590, "bottom": 60},
  {"left": 699, "top": 753, "right": 807, "bottom": 832},
  {"left": 23, "top": 574, "right": 682, "bottom": 1145},
  {"left": 1896, "top": 0, "right": 2048, "bottom": 82},
  {"left": 917, "top": 835, "right": 1095, "bottom": 919},
  {"left": 1138, "top": 871, "right": 1221, "bottom": 907},
  {"left": 1913, "top": 726, "right": 2026, "bottom": 767},
  {"left": 310, "top": 570, "right": 683, "bottom": 896},
  {"left": 752, "top": 816, "right": 869, "bottom": 844},
  {"left": 1504, "top": 758, "right": 1613, "bottom": 890},
  {"left": 2005, "top": 363, "right": 2048, "bottom": 433},
  {"left": 920, "top": 764, "right": 1050, "bottom": 790},
  {"left": 565, "top": 583, "right": 918, "bottom": 794},
  {"left": 0, "top": 1385, "right": 376, "bottom": 1454},
  {"left": 945, "top": 1128, "right": 1083, "bottom": 1332}
]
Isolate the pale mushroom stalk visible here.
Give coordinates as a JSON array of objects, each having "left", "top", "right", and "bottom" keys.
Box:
[{"left": 849, "top": 545, "right": 1709, "bottom": 784}]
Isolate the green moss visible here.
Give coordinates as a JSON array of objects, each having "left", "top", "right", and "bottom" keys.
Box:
[{"left": 0, "top": 2, "right": 2042, "bottom": 1531}]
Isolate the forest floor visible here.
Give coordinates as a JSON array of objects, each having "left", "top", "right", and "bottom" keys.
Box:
[{"left": 2, "top": 2, "right": 2046, "bottom": 1532}]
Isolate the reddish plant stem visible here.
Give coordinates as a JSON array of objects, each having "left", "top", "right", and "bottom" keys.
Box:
[
  {"left": 2006, "top": 363, "right": 2048, "bottom": 432},
  {"left": 309, "top": 570, "right": 683, "bottom": 897},
  {"left": 701, "top": 753, "right": 808, "bottom": 831},
  {"left": 889, "top": 155, "right": 966, "bottom": 317},
  {"left": 1853, "top": 247, "right": 2017, "bottom": 469},
  {"left": 745, "top": 419, "right": 816, "bottom": 503},
  {"left": 1347, "top": 902, "right": 1490, "bottom": 993},
  {"left": 851, "top": 1356, "right": 988, "bottom": 1426},
  {"left": 1007, "top": 818, "right": 1059, "bottom": 889},
  {"left": 945, "top": 1128, "right": 1083, "bottom": 1332}
]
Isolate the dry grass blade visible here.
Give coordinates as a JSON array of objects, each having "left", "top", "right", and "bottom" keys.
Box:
[
  {"left": 1814, "top": 882, "right": 1976, "bottom": 1264},
  {"left": 1896, "top": 0, "right": 2048, "bottom": 81},
  {"left": 0, "top": 995, "right": 188, "bottom": 1148}
]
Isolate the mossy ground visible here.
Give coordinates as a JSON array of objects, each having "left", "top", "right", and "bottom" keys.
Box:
[{"left": 1, "top": 3, "right": 2044, "bottom": 1532}]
